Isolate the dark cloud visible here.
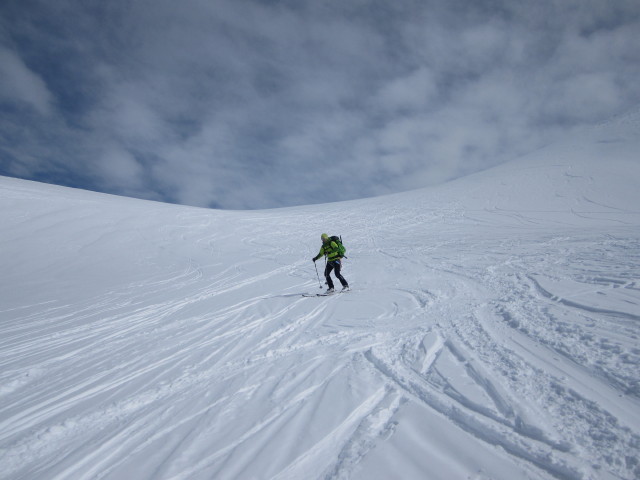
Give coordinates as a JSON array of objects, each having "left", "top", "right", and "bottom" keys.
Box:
[{"left": 1, "top": 0, "right": 639, "bottom": 209}]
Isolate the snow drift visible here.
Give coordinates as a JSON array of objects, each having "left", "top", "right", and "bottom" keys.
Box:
[{"left": 1, "top": 111, "right": 640, "bottom": 480}]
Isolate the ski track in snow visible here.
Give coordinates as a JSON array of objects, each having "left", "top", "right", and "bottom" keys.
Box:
[{"left": 1, "top": 120, "right": 640, "bottom": 480}]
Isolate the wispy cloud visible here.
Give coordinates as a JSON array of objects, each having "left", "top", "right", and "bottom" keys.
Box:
[
  {"left": 1, "top": 0, "right": 639, "bottom": 209},
  {"left": 0, "top": 47, "right": 53, "bottom": 116}
]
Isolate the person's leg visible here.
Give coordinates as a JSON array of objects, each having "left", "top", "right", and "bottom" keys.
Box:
[
  {"left": 324, "top": 262, "right": 335, "bottom": 289},
  {"left": 334, "top": 260, "right": 348, "bottom": 288}
]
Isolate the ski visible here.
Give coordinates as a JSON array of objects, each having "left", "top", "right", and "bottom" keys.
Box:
[{"left": 302, "top": 289, "right": 350, "bottom": 297}]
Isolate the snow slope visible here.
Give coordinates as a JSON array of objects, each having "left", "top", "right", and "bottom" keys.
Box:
[{"left": 1, "top": 111, "right": 639, "bottom": 480}]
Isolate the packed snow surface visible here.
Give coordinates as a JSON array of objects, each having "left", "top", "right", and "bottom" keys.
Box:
[{"left": 1, "top": 113, "right": 640, "bottom": 479}]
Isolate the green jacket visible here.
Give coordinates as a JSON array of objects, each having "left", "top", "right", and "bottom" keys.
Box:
[{"left": 314, "top": 240, "right": 343, "bottom": 262}]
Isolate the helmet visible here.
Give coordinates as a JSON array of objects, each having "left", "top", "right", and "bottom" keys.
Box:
[{"left": 321, "top": 233, "right": 329, "bottom": 242}]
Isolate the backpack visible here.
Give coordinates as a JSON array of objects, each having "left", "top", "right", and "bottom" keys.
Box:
[{"left": 330, "top": 235, "right": 346, "bottom": 257}]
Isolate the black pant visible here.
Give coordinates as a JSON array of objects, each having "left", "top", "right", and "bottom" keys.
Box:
[{"left": 325, "top": 260, "right": 348, "bottom": 289}]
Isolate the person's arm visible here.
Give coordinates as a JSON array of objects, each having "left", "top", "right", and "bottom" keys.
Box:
[{"left": 312, "top": 245, "right": 325, "bottom": 261}]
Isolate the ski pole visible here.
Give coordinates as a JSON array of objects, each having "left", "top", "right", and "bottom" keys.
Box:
[{"left": 314, "top": 261, "right": 322, "bottom": 289}]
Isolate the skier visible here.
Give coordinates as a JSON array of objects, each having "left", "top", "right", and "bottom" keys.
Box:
[{"left": 312, "top": 233, "right": 349, "bottom": 293}]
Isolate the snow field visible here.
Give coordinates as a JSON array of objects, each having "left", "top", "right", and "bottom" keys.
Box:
[{"left": 1, "top": 112, "right": 640, "bottom": 479}]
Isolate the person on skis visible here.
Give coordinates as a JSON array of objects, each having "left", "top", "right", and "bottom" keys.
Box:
[{"left": 312, "top": 233, "right": 349, "bottom": 293}]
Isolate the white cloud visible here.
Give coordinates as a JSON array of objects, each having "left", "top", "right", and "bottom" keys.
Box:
[
  {"left": 542, "top": 72, "right": 624, "bottom": 122},
  {"left": 0, "top": 47, "right": 53, "bottom": 115},
  {"left": 376, "top": 68, "right": 438, "bottom": 113},
  {"left": 96, "top": 147, "right": 144, "bottom": 191},
  {"left": 94, "top": 82, "right": 169, "bottom": 144}
]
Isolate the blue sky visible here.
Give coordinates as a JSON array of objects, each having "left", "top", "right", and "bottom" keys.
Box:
[{"left": 1, "top": 0, "right": 639, "bottom": 209}]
